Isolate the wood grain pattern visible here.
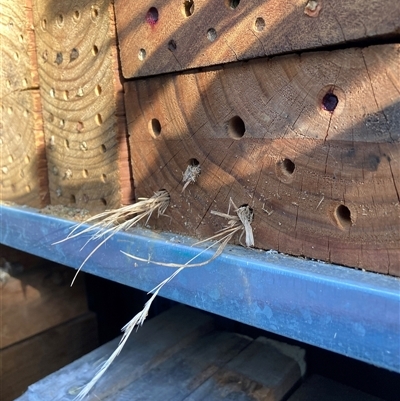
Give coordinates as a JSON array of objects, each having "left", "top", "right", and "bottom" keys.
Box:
[
  {"left": 0, "top": 0, "right": 49, "bottom": 207},
  {"left": 115, "top": 0, "right": 400, "bottom": 78},
  {"left": 124, "top": 44, "right": 400, "bottom": 275},
  {"left": 32, "top": 0, "right": 132, "bottom": 211}
]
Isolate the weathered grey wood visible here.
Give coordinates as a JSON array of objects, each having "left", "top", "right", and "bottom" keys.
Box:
[{"left": 287, "top": 375, "right": 385, "bottom": 401}]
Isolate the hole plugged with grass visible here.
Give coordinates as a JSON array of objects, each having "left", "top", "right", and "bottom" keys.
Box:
[
  {"left": 322, "top": 92, "right": 338, "bottom": 112},
  {"left": 255, "top": 17, "right": 265, "bottom": 31},
  {"left": 183, "top": 1, "right": 194, "bottom": 17},
  {"left": 334, "top": 204, "right": 352, "bottom": 229},
  {"left": 168, "top": 40, "right": 177, "bottom": 51},
  {"left": 148, "top": 118, "right": 161, "bottom": 137},
  {"left": 226, "top": 0, "right": 240, "bottom": 9},
  {"left": 207, "top": 28, "right": 217, "bottom": 42},
  {"left": 227, "top": 116, "right": 245, "bottom": 139},
  {"left": 146, "top": 7, "right": 159, "bottom": 25}
]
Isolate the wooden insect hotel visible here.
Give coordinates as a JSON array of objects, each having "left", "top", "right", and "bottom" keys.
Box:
[{"left": 1, "top": 0, "right": 399, "bottom": 399}]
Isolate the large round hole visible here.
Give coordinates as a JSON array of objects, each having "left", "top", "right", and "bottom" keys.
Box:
[
  {"left": 188, "top": 158, "right": 200, "bottom": 166},
  {"left": 207, "top": 28, "right": 217, "bottom": 42},
  {"left": 322, "top": 92, "right": 338, "bottom": 112},
  {"left": 225, "top": 0, "right": 240, "bottom": 9},
  {"left": 282, "top": 158, "right": 295, "bottom": 175},
  {"left": 227, "top": 116, "right": 245, "bottom": 139},
  {"left": 148, "top": 118, "right": 161, "bottom": 137},
  {"left": 183, "top": 1, "right": 194, "bottom": 17},
  {"left": 146, "top": 7, "right": 159, "bottom": 25},
  {"left": 335, "top": 204, "right": 352, "bottom": 229}
]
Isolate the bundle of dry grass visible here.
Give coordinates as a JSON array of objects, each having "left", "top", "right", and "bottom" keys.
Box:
[
  {"left": 74, "top": 199, "right": 254, "bottom": 400},
  {"left": 54, "top": 190, "right": 170, "bottom": 285}
]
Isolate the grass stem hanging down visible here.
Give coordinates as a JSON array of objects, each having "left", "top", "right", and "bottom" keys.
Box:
[
  {"left": 53, "top": 190, "right": 170, "bottom": 286},
  {"left": 182, "top": 162, "right": 201, "bottom": 192},
  {"left": 74, "top": 200, "right": 254, "bottom": 400}
]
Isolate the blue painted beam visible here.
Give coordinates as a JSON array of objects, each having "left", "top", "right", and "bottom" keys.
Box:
[{"left": 1, "top": 204, "right": 399, "bottom": 372}]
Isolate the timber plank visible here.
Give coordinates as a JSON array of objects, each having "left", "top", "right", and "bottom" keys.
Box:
[
  {"left": 115, "top": 0, "right": 400, "bottom": 78},
  {"left": 0, "top": 0, "right": 49, "bottom": 207},
  {"left": 32, "top": 0, "right": 132, "bottom": 211},
  {"left": 1, "top": 312, "right": 98, "bottom": 401},
  {"left": 124, "top": 44, "right": 400, "bottom": 275}
]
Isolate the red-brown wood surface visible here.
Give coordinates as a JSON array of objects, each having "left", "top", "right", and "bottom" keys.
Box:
[{"left": 125, "top": 44, "right": 400, "bottom": 275}]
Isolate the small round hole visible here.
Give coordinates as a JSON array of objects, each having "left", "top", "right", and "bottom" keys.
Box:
[
  {"left": 101, "top": 173, "right": 107, "bottom": 182},
  {"left": 42, "top": 50, "right": 48, "bottom": 63},
  {"left": 70, "top": 48, "right": 79, "bottom": 61},
  {"left": 63, "top": 90, "right": 69, "bottom": 100},
  {"left": 19, "top": 34, "right": 24, "bottom": 43},
  {"left": 207, "top": 28, "right": 217, "bottom": 42},
  {"left": 50, "top": 88, "right": 55, "bottom": 98},
  {"left": 95, "top": 114, "right": 103, "bottom": 125},
  {"left": 73, "top": 10, "right": 80, "bottom": 21},
  {"left": 138, "top": 48, "right": 146, "bottom": 61},
  {"left": 56, "top": 14, "right": 64, "bottom": 27},
  {"left": 146, "top": 7, "right": 159, "bottom": 25},
  {"left": 91, "top": 7, "right": 99, "bottom": 20},
  {"left": 7, "top": 107, "right": 13, "bottom": 115},
  {"left": 23, "top": 109, "right": 29, "bottom": 118},
  {"left": 82, "top": 169, "right": 88, "bottom": 177},
  {"left": 60, "top": 119, "right": 65, "bottom": 127},
  {"left": 225, "top": 0, "right": 240, "bottom": 9},
  {"left": 70, "top": 194, "right": 76, "bottom": 204},
  {"left": 335, "top": 204, "right": 352, "bottom": 229},
  {"left": 14, "top": 52, "right": 19, "bottom": 61},
  {"left": 100, "top": 198, "right": 107, "bottom": 206},
  {"left": 1, "top": 166, "right": 8, "bottom": 174},
  {"left": 101, "top": 144, "right": 107, "bottom": 153},
  {"left": 22, "top": 78, "right": 28, "bottom": 87},
  {"left": 76, "top": 121, "right": 84, "bottom": 132},
  {"left": 227, "top": 116, "right": 245, "bottom": 139},
  {"left": 41, "top": 18, "right": 47, "bottom": 30},
  {"left": 183, "top": 1, "right": 194, "bottom": 17},
  {"left": 95, "top": 85, "right": 102, "bottom": 96},
  {"left": 168, "top": 40, "right": 177, "bottom": 52},
  {"left": 92, "top": 45, "right": 99, "bottom": 56},
  {"left": 322, "top": 92, "right": 338, "bottom": 112},
  {"left": 254, "top": 17, "right": 265, "bottom": 31},
  {"left": 6, "top": 80, "right": 11, "bottom": 88},
  {"left": 8, "top": 155, "right": 13, "bottom": 163},
  {"left": 25, "top": 185, "right": 31, "bottom": 193},
  {"left": 24, "top": 155, "right": 30, "bottom": 163},
  {"left": 65, "top": 139, "right": 70, "bottom": 149},
  {"left": 148, "top": 118, "right": 161, "bottom": 137}
]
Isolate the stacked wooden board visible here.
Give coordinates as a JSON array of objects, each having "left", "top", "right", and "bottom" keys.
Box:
[{"left": 1, "top": 0, "right": 399, "bottom": 274}]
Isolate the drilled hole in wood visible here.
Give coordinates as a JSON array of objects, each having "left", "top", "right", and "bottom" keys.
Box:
[
  {"left": 60, "top": 119, "right": 65, "bottom": 127},
  {"left": 168, "top": 40, "right": 177, "bottom": 52},
  {"left": 41, "top": 19, "right": 47, "bottom": 30},
  {"left": 63, "top": 90, "right": 69, "bottom": 100},
  {"left": 92, "top": 45, "right": 99, "bottom": 56},
  {"left": 207, "top": 28, "right": 217, "bottom": 42},
  {"left": 101, "top": 173, "right": 107, "bottom": 182},
  {"left": 22, "top": 78, "right": 28, "bottom": 87},
  {"left": 95, "top": 85, "right": 102, "bottom": 96},
  {"left": 65, "top": 139, "right": 70, "bottom": 149},
  {"left": 183, "top": 1, "right": 194, "bottom": 17},
  {"left": 91, "top": 7, "right": 99, "bottom": 20},
  {"left": 6, "top": 80, "right": 11, "bottom": 88},
  {"left": 76, "top": 121, "right": 84, "bottom": 132},
  {"left": 95, "top": 114, "right": 103, "bottom": 125},
  {"left": 101, "top": 144, "right": 107, "bottom": 153},
  {"left": 322, "top": 92, "right": 338, "bottom": 112},
  {"left": 146, "top": 7, "right": 159, "bottom": 25},
  {"left": 227, "top": 116, "right": 245, "bottom": 139},
  {"left": 148, "top": 118, "right": 161, "bottom": 137},
  {"left": 19, "top": 34, "right": 24, "bottom": 43},
  {"left": 255, "top": 17, "right": 265, "bottom": 31},
  {"left": 50, "top": 88, "right": 55, "bottom": 98},
  {"left": 138, "top": 48, "right": 146, "bottom": 61},
  {"left": 70, "top": 48, "right": 79, "bottom": 62},
  {"left": 70, "top": 194, "right": 76, "bottom": 204},
  {"left": 14, "top": 52, "right": 19, "bottom": 61},
  {"left": 82, "top": 169, "right": 89, "bottom": 178},
  {"left": 225, "top": 0, "right": 240, "bottom": 9},
  {"left": 100, "top": 198, "right": 107, "bottom": 206},
  {"left": 335, "top": 204, "right": 352, "bottom": 229},
  {"left": 73, "top": 10, "right": 80, "bottom": 21},
  {"left": 56, "top": 14, "right": 64, "bottom": 27}
]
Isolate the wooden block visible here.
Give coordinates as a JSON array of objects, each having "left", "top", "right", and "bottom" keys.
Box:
[
  {"left": 287, "top": 374, "right": 385, "bottom": 401},
  {"left": 16, "top": 306, "right": 306, "bottom": 401},
  {"left": 114, "top": 0, "right": 400, "bottom": 78},
  {"left": 124, "top": 44, "right": 400, "bottom": 275},
  {"left": 0, "top": 0, "right": 49, "bottom": 207},
  {"left": 1, "top": 312, "right": 98, "bottom": 401},
  {"left": 17, "top": 305, "right": 215, "bottom": 400},
  {"left": 1, "top": 263, "right": 88, "bottom": 348},
  {"left": 31, "top": 0, "right": 132, "bottom": 211}
]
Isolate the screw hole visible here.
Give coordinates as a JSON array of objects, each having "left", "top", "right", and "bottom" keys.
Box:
[
  {"left": 183, "top": 1, "right": 194, "bottom": 17},
  {"left": 148, "top": 118, "right": 162, "bottom": 137},
  {"left": 146, "top": 7, "right": 159, "bottom": 25},
  {"left": 227, "top": 116, "right": 245, "bottom": 139},
  {"left": 225, "top": 0, "right": 240, "bottom": 9},
  {"left": 334, "top": 204, "right": 352, "bottom": 229},
  {"left": 254, "top": 17, "right": 265, "bottom": 31},
  {"left": 207, "top": 28, "right": 217, "bottom": 42},
  {"left": 138, "top": 48, "right": 146, "bottom": 61},
  {"left": 322, "top": 92, "right": 338, "bottom": 112}
]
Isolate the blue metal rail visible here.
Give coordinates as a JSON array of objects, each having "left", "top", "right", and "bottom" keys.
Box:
[{"left": 1, "top": 204, "right": 399, "bottom": 372}]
